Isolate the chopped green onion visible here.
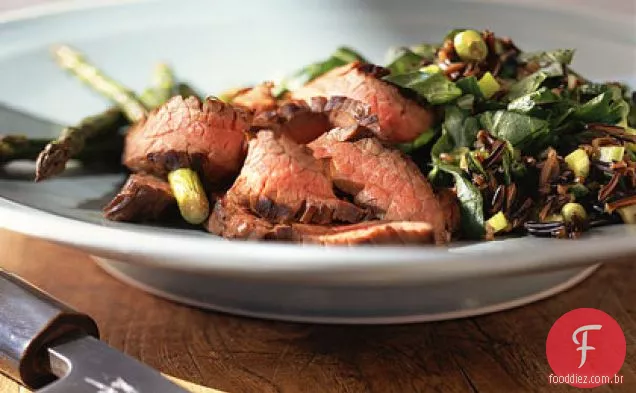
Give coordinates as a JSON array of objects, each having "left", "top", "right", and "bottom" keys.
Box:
[
  {"left": 598, "top": 146, "right": 625, "bottom": 163},
  {"left": 486, "top": 211, "right": 509, "bottom": 234},
  {"left": 420, "top": 64, "right": 441, "bottom": 74},
  {"left": 478, "top": 72, "right": 500, "bottom": 99},
  {"left": 564, "top": 148, "right": 590, "bottom": 178},
  {"left": 561, "top": 203, "right": 587, "bottom": 224}
]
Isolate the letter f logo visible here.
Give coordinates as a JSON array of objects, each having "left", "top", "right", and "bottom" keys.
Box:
[{"left": 572, "top": 324, "right": 602, "bottom": 368}]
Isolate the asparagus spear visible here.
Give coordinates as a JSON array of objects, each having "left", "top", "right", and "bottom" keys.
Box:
[
  {"left": 49, "top": 45, "right": 210, "bottom": 223},
  {"left": 34, "top": 107, "right": 127, "bottom": 181},
  {"left": 51, "top": 45, "right": 209, "bottom": 223},
  {"left": 36, "top": 60, "right": 178, "bottom": 181},
  {"left": 2, "top": 134, "right": 122, "bottom": 165},
  {"left": 52, "top": 44, "right": 148, "bottom": 122},
  {"left": 139, "top": 63, "right": 176, "bottom": 109},
  {"left": 1, "top": 135, "right": 48, "bottom": 163}
]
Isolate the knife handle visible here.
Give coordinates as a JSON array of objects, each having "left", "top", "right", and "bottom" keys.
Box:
[{"left": 0, "top": 269, "right": 99, "bottom": 388}]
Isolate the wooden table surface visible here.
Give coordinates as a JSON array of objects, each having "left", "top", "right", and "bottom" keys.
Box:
[{"left": 0, "top": 229, "right": 634, "bottom": 393}]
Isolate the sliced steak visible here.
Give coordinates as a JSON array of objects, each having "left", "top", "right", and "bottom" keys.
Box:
[
  {"left": 291, "top": 62, "right": 434, "bottom": 143},
  {"left": 251, "top": 96, "right": 380, "bottom": 144},
  {"left": 228, "top": 130, "right": 365, "bottom": 225},
  {"left": 310, "top": 129, "right": 449, "bottom": 243},
  {"left": 290, "top": 221, "right": 434, "bottom": 245},
  {"left": 206, "top": 196, "right": 287, "bottom": 240},
  {"left": 232, "top": 82, "right": 277, "bottom": 112},
  {"left": 206, "top": 199, "right": 433, "bottom": 245},
  {"left": 251, "top": 100, "right": 332, "bottom": 144},
  {"left": 103, "top": 174, "right": 176, "bottom": 222},
  {"left": 123, "top": 96, "right": 251, "bottom": 184},
  {"left": 318, "top": 96, "right": 380, "bottom": 134}
]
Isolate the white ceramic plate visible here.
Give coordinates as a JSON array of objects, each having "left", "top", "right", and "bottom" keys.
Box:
[{"left": 0, "top": 0, "right": 634, "bottom": 323}]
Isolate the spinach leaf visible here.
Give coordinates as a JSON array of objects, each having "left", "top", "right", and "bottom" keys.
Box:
[
  {"left": 456, "top": 94, "right": 475, "bottom": 110},
  {"left": 548, "top": 102, "right": 577, "bottom": 129},
  {"left": 274, "top": 47, "right": 367, "bottom": 96},
  {"left": 614, "top": 98, "right": 631, "bottom": 125},
  {"left": 507, "top": 87, "right": 560, "bottom": 113},
  {"left": 409, "top": 43, "right": 440, "bottom": 61},
  {"left": 386, "top": 48, "right": 424, "bottom": 75},
  {"left": 505, "top": 71, "right": 548, "bottom": 101},
  {"left": 443, "top": 106, "right": 480, "bottom": 148},
  {"left": 456, "top": 76, "right": 484, "bottom": 98},
  {"left": 571, "top": 92, "right": 623, "bottom": 124},
  {"left": 517, "top": 49, "right": 575, "bottom": 65},
  {"left": 397, "top": 128, "right": 437, "bottom": 153},
  {"left": 577, "top": 83, "right": 610, "bottom": 97},
  {"left": 479, "top": 110, "right": 550, "bottom": 150},
  {"left": 332, "top": 47, "right": 367, "bottom": 63},
  {"left": 437, "top": 164, "right": 486, "bottom": 239},
  {"left": 476, "top": 100, "right": 508, "bottom": 112},
  {"left": 384, "top": 72, "right": 462, "bottom": 105},
  {"left": 431, "top": 127, "right": 455, "bottom": 161},
  {"left": 539, "top": 62, "right": 565, "bottom": 77},
  {"left": 464, "top": 151, "right": 487, "bottom": 177},
  {"left": 505, "top": 64, "right": 563, "bottom": 101}
]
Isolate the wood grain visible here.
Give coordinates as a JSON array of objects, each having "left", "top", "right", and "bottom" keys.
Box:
[
  {"left": 0, "top": 229, "right": 634, "bottom": 393},
  {"left": 0, "top": 373, "right": 223, "bottom": 393}
]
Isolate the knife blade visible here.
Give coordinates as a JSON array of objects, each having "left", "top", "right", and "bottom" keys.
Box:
[
  {"left": 0, "top": 269, "right": 189, "bottom": 393},
  {"left": 0, "top": 102, "right": 63, "bottom": 137}
]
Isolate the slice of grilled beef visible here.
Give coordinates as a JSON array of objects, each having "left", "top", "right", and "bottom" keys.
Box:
[
  {"left": 290, "top": 221, "right": 434, "bottom": 245},
  {"left": 251, "top": 100, "right": 332, "bottom": 144},
  {"left": 291, "top": 62, "right": 434, "bottom": 143},
  {"left": 206, "top": 197, "right": 434, "bottom": 245},
  {"left": 227, "top": 130, "right": 365, "bottom": 225},
  {"left": 103, "top": 173, "right": 176, "bottom": 222},
  {"left": 250, "top": 96, "right": 379, "bottom": 145},
  {"left": 232, "top": 82, "right": 278, "bottom": 112},
  {"left": 309, "top": 128, "right": 449, "bottom": 243},
  {"left": 206, "top": 196, "right": 288, "bottom": 240},
  {"left": 123, "top": 96, "right": 251, "bottom": 185}
]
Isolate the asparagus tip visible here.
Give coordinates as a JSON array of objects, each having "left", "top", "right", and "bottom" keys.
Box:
[
  {"left": 50, "top": 43, "right": 75, "bottom": 58},
  {"left": 34, "top": 142, "right": 71, "bottom": 182}
]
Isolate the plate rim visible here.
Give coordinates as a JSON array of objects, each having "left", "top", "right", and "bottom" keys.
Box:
[
  {"left": 95, "top": 257, "right": 602, "bottom": 324},
  {"left": 2, "top": 195, "right": 634, "bottom": 284}
]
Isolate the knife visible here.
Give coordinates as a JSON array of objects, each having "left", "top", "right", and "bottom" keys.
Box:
[{"left": 0, "top": 269, "right": 190, "bottom": 392}]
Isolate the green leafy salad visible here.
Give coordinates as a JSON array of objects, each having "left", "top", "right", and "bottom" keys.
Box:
[{"left": 274, "top": 29, "right": 636, "bottom": 240}]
